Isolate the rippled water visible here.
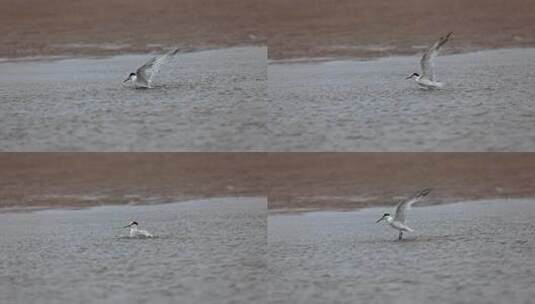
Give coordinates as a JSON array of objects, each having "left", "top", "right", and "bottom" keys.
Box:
[
  {"left": 268, "top": 48, "right": 535, "bottom": 151},
  {"left": 0, "top": 197, "right": 267, "bottom": 304},
  {"left": 268, "top": 199, "right": 535, "bottom": 303},
  {"left": 3, "top": 47, "right": 534, "bottom": 151},
  {"left": 2, "top": 197, "right": 534, "bottom": 303},
  {"left": 0, "top": 47, "right": 267, "bottom": 151}
]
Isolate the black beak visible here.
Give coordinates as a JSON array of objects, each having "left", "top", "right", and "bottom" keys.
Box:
[
  {"left": 376, "top": 217, "right": 384, "bottom": 223},
  {"left": 405, "top": 75, "right": 412, "bottom": 79},
  {"left": 123, "top": 77, "right": 130, "bottom": 83}
]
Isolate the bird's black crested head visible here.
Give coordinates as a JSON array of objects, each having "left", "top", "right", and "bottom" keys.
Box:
[
  {"left": 383, "top": 213, "right": 390, "bottom": 217},
  {"left": 129, "top": 73, "right": 136, "bottom": 77},
  {"left": 405, "top": 72, "right": 419, "bottom": 79},
  {"left": 131, "top": 221, "right": 138, "bottom": 226}
]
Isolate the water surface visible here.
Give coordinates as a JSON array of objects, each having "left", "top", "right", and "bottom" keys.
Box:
[
  {"left": 268, "top": 199, "right": 535, "bottom": 303},
  {"left": 268, "top": 48, "right": 535, "bottom": 151},
  {"left": 0, "top": 47, "right": 267, "bottom": 151},
  {"left": 0, "top": 197, "right": 266, "bottom": 304}
]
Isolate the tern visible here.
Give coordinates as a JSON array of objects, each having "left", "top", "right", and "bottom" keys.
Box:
[
  {"left": 406, "top": 32, "right": 453, "bottom": 88},
  {"left": 123, "top": 221, "right": 154, "bottom": 238},
  {"left": 376, "top": 188, "right": 432, "bottom": 240},
  {"left": 123, "top": 48, "right": 179, "bottom": 88}
]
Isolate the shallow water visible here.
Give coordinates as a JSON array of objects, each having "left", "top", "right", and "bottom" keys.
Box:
[
  {"left": 268, "top": 199, "right": 535, "bottom": 304},
  {"left": 0, "top": 197, "right": 267, "bottom": 304},
  {"left": 0, "top": 47, "right": 267, "bottom": 151},
  {"left": 2, "top": 198, "right": 534, "bottom": 303},
  {"left": 268, "top": 48, "right": 535, "bottom": 151}
]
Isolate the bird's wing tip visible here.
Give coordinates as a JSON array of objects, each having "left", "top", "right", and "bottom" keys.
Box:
[
  {"left": 417, "top": 188, "right": 432, "bottom": 198},
  {"left": 397, "top": 188, "right": 431, "bottom": 208}
]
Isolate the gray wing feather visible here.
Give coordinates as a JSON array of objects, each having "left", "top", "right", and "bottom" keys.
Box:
[
  {"left": 136, "top": 48, "right": 179, "bottom": 85},
  {"left": 394, "top": 188, "right": 432, "bottom": 223},
  {"left": 420, "top": 32, "right": 453, "bottom": 81}
]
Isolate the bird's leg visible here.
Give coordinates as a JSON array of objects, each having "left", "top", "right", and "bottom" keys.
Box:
[{"left": 398, "top": 231, "right": 403, "bottom": 241}]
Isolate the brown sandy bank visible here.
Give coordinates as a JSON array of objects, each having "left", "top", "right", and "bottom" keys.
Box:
[
  {"left": 3, "top": 0, "right": 535, "bottom": 60},
  {"left": 0, "top": 153, "right": 268, "bottom": 210},
  {"left": 265, "top": 0, "right": 535, "bottom": 60},
  {"left": 2, "top": 153, "right": 535, "bottom": 212},
  {"left": 267, "top": 153, "right": 535, "bottom": 211},
  {"left": 0, "top": 0, "right": 265, "bottom": 58}
]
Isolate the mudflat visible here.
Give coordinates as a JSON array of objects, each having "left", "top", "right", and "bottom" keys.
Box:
[
  {"left": 0, "top": 153, "right": 269, "bottom": 209},
  {"left": 2, "top": 153, "right": 535, "bottom": 211},
  {"left": 2, "top": 0, "right": 534, "bottom": 60},
  {"left": 265, "top": 0, "right": 535, "bottom": 59},
  {"left": 0, "top": 0, "right": 265, "bottom": 58},
  {"left": 267, "top": 153, "right": 535, "bottom": 210}
]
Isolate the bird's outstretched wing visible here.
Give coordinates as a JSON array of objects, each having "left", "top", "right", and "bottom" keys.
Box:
[
  {"left": 136, "top": 48, "right": 179, "bottom": 86},
  {"left": 420, "top": 32, "right": 453, "bottom": 81},
  {"left": 393, "top": 188, "right": 432, "bottom": 223}
]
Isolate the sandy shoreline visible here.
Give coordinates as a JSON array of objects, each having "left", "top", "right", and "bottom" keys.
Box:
[
  {"left": 0, "top": 153, "right": 269, "bottom": 210},
  {"left": 2, "top": 154, "right": 535, "bottom": 212},
  {"left": 2, "top": 0, "right": 534, "bottom": 60},
  {"left": 267, "top": 153, "right": 535, "bottom": 211},
  {"left": 264, "top": 0, "right": 535, "bottom": 60},
  {"left": 0, "top": 46, "right": 228, "bottom": 64},
  {"left": 0, "top": 0, "right": 265, "bottom": 59}
]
